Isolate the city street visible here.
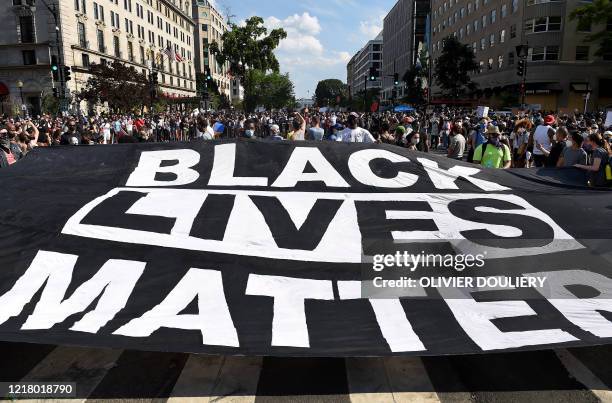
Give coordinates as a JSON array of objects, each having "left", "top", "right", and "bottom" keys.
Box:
[{"left": 2, "top": 341, "right": 612, "bottom": 401}]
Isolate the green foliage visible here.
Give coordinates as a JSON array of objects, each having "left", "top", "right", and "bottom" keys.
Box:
[
  {"left": 41, "top": 94, "right": 59, "bottom": 114},
  {"left": 77, "top": 60, "right": 156, "bottom": 113},
  {"left": 402, "top": 48, "right": 430, "bottom": 104},
  {"left": 315, "top": 79, "right": 348, "bottom": 107},
  {"left": 570, "top": 0, "right": 612, "bottom": 58},
  {"left": 348, "top": 88, "right": 381, "bottom": 112},
  {"left": 209, "top": 16, "right": 287, "bottom": 86},
  {"left": 243, "top": 69, "right": 295, "bottom": 112},
  {"left": 434, "top": 36, "right": 479, "bottom": 99}
]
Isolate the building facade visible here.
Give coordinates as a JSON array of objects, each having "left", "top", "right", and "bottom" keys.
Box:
[
  {"left": 382, "top": 0, "right": 429, "bottom": 102},
  {"left": 192, "top": 0, "right": 232, "bottom": 99},
  {"left": 346, "top": 31, "right": 383, "bottom": 98},
  {"left": 1, "top": 0, "right": 197, "bottom": 115},
  {"left": 430, "top": 0, "right": 612, "bottom": 111}
]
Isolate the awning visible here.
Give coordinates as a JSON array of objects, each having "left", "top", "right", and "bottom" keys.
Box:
[{"left": 0, "top": 83, "right": 9, "bottom": 96}]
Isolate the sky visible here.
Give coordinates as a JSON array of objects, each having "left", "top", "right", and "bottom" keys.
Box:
[{"left": 210, "top": 0, "right": 397, "bottom": 98}]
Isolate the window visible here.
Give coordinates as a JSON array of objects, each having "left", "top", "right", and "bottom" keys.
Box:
[
  {"left": 501, "top": 4, "right": 507, "bottom": 18},
  {"left": 22, "top": 49, "right": 36, "bottom": 65},
  {"left": 487, "top": 58, "right": 493, "bottom": 70},
  {"left": 575, "top": 46, "right": 589, "bottom": 61},
  {"left": 512, "top": 0, "right": 518, "bottom": 12},
  {"left": 490, "top": 33, "right": 495, "bottom": 47},
  {"left": 527, "top": 0, "right": 562, "bottom": 4},
  {"left": 480, "top": 37, "right": 486, "bottom": 50},
  {"left": 482, "top": 15, "right": 487, "bottom": 28},
  {"left": 82, "top": 53, "right": 90, "bottom": 67},
  {"left": 74, "top": 0, "right": 86, "bottom": 13},
  {"left": 508, "top": 51, "right": 515, "bottom": 65},
  {"left": 491, "top": 9, "right": 496, "bottom": 23},
  {"left": 498, "top": 55, "right": 503, "bottom": 68},
  {"left": 510, "top": 24, "right": 516, "bottom": 38},
  {"left": 127, "top": 41, "right": 134, "bottom": 61},
  {"left": 97, "top": 29, "right": 105, "bottom": 52},
  {"left": 479, "top": 60, "right": 484, "bottom": 73},
  {"left": 467, "top": 23, "right": 471, "bottom": 35},
  {"left": 460, "top": 7, "right": 465, "bottom": 18},
  {"left": 113, "top": 35, "right": 120, "bottom": 57},
  {"left": 500, "top": 29, "right": 506, "bottom": 43},
  {"left": 77, "top": 22, "right": 87, "bottom": 47},
  {"left": 202, "top": 23, "right": 208, "bottom": 31},
  {"left": 525, "top": 16, "right": 561, "bottom": 33},
  {"left": 19, "top": 16, "right": 35, "bottom": 43},
  {"left": 529, "top": 45, "right": 559, "bottom": 61},
  {"left": 474, "top": 19, "right": 479, "bottom": 32},
  {"left": 468, "top": 2, "right": 472, "bottom": 14}
]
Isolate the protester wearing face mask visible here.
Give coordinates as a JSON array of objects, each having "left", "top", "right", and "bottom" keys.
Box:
[
  {"left": 557, "top": 131, "right": 587, "bottom": 168},
  {"left": 406, "top": 132, "right": 420, "bottom": 151},
  {"left": 242, "top": 121, "right": 256, "bottom": 139},
  {"left": 473, "top": 125, "right": 512, "bottom": 169}
]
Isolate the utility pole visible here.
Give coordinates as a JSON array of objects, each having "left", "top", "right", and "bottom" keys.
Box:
[
  {"left": 40, "top": 0, "right": 67, "bottom": 112},
  {"left": 516, "top": 45, "right": 528, "bottom": 111}
]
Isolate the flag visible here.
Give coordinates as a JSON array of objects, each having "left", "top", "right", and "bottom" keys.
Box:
[
  {"left": 163, "top": 45, "right": 174, "bottom": 60},
  {"left": 175, "top": 50, "right": 184, "bottom": 63}
]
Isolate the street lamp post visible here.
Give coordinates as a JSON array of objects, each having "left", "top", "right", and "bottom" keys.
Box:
[{"left": 16, "top": 80, "right": 24, "bottom": 116}]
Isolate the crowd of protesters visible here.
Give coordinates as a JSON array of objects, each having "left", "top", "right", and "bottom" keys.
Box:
[{"left": 1, "top": 106, "right": 611, "bottom": 187}]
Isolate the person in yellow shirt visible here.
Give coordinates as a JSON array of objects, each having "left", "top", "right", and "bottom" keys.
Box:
[{"left": 472, "top": 125, "right": 512, "bottom": 169}]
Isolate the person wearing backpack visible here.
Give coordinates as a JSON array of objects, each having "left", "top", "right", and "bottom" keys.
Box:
[{"left": 472, "top": 125, "right": 512, "bottom": 169}]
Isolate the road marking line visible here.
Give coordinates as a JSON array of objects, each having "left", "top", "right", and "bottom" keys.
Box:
[
  {"left": 19, "top": 345, "right": 122, "bottom": 402},
  {"left": 556, "top": 349, "right": 612, "bottom": 402}
]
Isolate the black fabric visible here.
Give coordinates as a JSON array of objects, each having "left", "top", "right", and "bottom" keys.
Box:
[{"left": 0, "top": 139, "right": 611, "bottom": 357}]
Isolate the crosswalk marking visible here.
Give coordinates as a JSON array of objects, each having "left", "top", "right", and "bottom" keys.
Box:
[
  {"left": 2, "top": 342, "right": 612, "bottom": 401},
  {"left": 167, "top": 354, "right": 225, "bottom": 402},
  {"left": 383, "top": 357, "right": 441, "bottom": 403},
  {"left": 556, "top": 349, "right": 612, "bottom": 402},
  {"left": 168, "top": 355, "right": 263, "bottom": 402},
  {"left": 345, "top": 357, "right": 393, "bottom": 402},
  {"left": 20, "top": 345, "right": 122, "bottom": 401}
]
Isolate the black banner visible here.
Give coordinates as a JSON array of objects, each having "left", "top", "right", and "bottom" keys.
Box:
[{"left": 0, "top": 139, "right": 611, "bottom": 356}]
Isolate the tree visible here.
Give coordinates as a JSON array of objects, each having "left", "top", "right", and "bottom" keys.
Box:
[
  {"left": 243, "top": 69, "right": 295, "bottom": 112},
  {"left": 209, "top": 16, "right": 287, "bottom": 87},
  {"left": 433, "top": 36, "right": 479, "bottom": 99},
  {"left": 402, "top": 47, "right": 430, "bottom": 104},
  {"left": 314, "top": 79, "right": 348, "bottom": 107},
  {"left": 570, "top": 0, "right": 612, "bottom": 59},
  {"left": 78, "top": 60, "right": 155, "bottom": 113}
]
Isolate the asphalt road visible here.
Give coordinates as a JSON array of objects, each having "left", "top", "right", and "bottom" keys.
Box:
[{"left": 1, "top": 342, "right": 612, "bottom": 402}]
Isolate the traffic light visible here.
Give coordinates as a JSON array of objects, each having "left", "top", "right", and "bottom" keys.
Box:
[
  {"left": 369, "top": 67, "right": 376, "bottom": 81},
  {"left": 63, "top": 66, "right": 71, "bottom": 82},
  {"left": 393, "top": 73, "right": 399, "bottom": 86},
  {"left": 205, "top": 68, "right": 212, "bottom": 81},
  {"left": 51, "top": 56, "right": 59, "bottom": 81},
  {"left": 516, "top": 59, "right": 525, "bottom": 77},
  {"left": 52, "top": 87, "right": 59, "bottom": 98}
]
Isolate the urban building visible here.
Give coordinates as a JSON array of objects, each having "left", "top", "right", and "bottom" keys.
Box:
[
  {"left": 0, "top": 0, "right": 197, "bottom": 115},
  {"left": 382, "top": 0, "right": 429, "bottom": 102},
  {"left": 430, "top": 0, "right": 612, "bottom": 111},
  {"left": 192, "top": 0, "right": 231, "bottom": 99},
  {"left": 346, "top": 31, "right": 383, "bottom": 98}
]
